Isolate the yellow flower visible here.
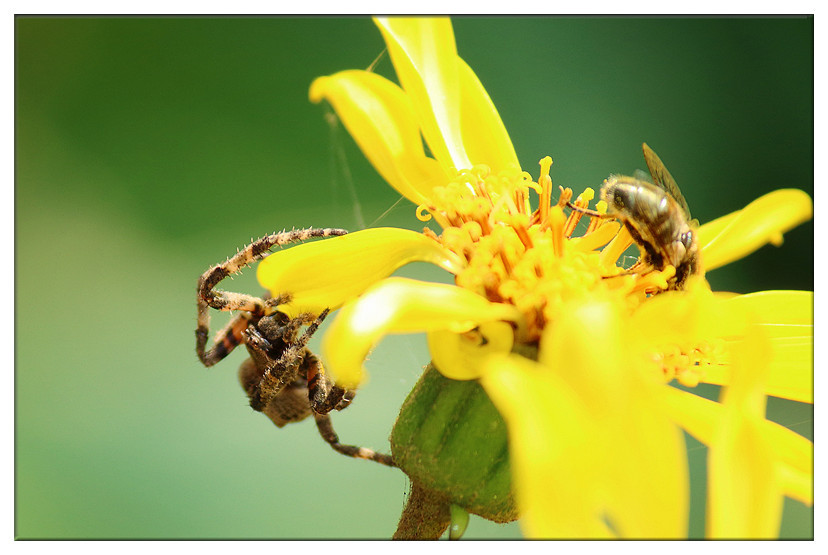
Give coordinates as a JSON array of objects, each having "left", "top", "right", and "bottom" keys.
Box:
[{"left": 258, "top": 17, "right": 813, "bottom": 538}]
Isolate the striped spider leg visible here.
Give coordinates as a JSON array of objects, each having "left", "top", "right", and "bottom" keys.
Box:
[{"left": 196, "top": 228, "right": 395, "bottom": 467}]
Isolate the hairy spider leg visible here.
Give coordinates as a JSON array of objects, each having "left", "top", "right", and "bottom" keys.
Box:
[
  {"left": 195, "top": 227, "right": 347, "bottom": 365},
  {"left": 314, "top": 412, "right": 396, "bottom": 467},
  {"left": 196, "top": 312, "right": 253, "bottom": 367},
  {"left": 195, "top": 227, "right": 394, "bottom": 467},
  {"left": 246, "top": 309, "right": 330, "bottom": 411}
]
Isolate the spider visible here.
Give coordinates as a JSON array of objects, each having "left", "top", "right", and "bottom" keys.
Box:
[{"left": 195, "top": 227, "right": 394, "bottom": 467}]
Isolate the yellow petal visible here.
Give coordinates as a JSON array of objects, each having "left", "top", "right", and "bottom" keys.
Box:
[
  {"left": 696, "top": 210, "right": 739, "bottom": 245},
  {"left": 310, "top": 70, "right": 447, "bottom": 204},
  {"left": 480, "top": 354, "right": 613, "bottom": 538},
  {"left": 630, "top": 279, "right": 773, "bottom": 358},
  {"left": 427, "top": 321, "right": 514, "bottom": 381},
  {"left": 702, "top": 291, "right": 813, "bottom": 403},
  {"left": 706, "top": 324, "right": 785, "bottom": 538},
  {"left": 322, "top": 277, "right": 520, "bottom": 388},
  {"left": 375, "top": 17, "right": 472, "bottom": 172},
  {"left": 776, "top": 463, "right": 813, "bottom": 507},
  {"left": 639, "top": 284, "right": 808, "bottom": 529},
  {"left": 708, "top": 415, "right": 784, "bottom": 538},
  {"left": 699, "top": 189, "right": 812, "bottom": 271},
  {"left": 702, "top": 331, "right": 813, "bottom": 403},
  {"left": 539, "top": 299, "right": 688, "bottom": 537},
  {"left": 256, "top": 228, "right": 464, "bottom": 315},
  {"left": 724, "top": 290, "right": 813, "bottom": 325},
  {"left": 457, "top": 57, "right": 520, "bottom": 174},
  {"left": 661, "top": 386, "right": 813, "bottom": 506}
]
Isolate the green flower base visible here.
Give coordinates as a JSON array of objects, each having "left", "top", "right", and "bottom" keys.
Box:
[{"left": 391, "top": 363, "right": 518, "bottom": 524}]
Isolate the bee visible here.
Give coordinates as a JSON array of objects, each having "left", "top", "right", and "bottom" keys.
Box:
[{"left": 574, "top": 143, "right": 700, "bottom": 289}]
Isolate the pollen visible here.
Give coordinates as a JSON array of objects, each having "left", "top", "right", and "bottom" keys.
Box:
[{"left": 420, "top": 158, "right": 672, "bottom": 341}]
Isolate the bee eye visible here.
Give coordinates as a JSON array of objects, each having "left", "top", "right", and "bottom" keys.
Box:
[{"left": 613, "top": 195, "right": 626, "bottom": 210}]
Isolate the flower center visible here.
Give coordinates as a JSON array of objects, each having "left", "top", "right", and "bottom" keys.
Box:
[{"left": 417, "top": 158, "right": 676, "bottom": 342}]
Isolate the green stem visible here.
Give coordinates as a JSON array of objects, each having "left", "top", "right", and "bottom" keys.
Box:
[{"left": 393, "top": 481, "right": 451, "bottom": 540}]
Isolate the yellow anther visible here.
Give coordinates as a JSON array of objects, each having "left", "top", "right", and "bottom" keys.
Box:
[
  {"left": 577, "top": 187, "right": 595, "bottom": 203},
  {"left": 539, "top": 156, "right": 553, "bottom": 179}
]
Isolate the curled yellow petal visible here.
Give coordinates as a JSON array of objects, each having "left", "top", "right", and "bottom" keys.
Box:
[
  {"left": 256, "top": 228, "right": 464, "bottom": 315},
  {"left": 322, "top": 277, "right": 521, "bottom": 388},
  {"left": 699, "top": 189, "right": 812, "bottom": 271},
  {"left": 310, "top": 70, "right": 447, "bottom": 204},
  {"left": 427, "top": 321, "right": 514, "bottom": 381},
  {"left": 375, "top": 17, "right": 472, "bottom": 172}
]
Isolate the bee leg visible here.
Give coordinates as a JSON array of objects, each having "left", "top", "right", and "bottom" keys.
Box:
[{"left": 566, "top": 201, "right": 612, "bottom": 219}]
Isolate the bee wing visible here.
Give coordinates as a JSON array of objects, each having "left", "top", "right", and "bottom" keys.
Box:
[
  {"left": 632, "top": 168, "right": 653, "bottom": 184},
  {"left": 642, "top": 143, "right": 692, "bottom": 219}
]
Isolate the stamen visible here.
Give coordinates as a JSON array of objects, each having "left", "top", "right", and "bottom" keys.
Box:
[
  {"left": 416, "top": 204, "right": 433, "bottom": 222},
  {"left": 586, "top": 200, "right": 609, "bottom": 234},
  {"left": 422, "top": 227, "right": 440, "bottom": 242},
  {"left": 631, "top": 265, "right": 675, "bottom": 294},
  {"left": 513, "top": 180, "right": 533, "bottom": 216},
  {"left": 509, "top": 214, "right": 534, "bottom": 249},
  {"left": 537, "top": 157, "right": 553, "bottom": 226},
  {"left": 422, "top": 155, "right": 685, "bottom": 345},
  {"left": 564, "top": 188, "right": 595, "bottom": 238},
  {"left": 548, "top": 206, "right": 567, "bottom": 257},
  {"left": 555, "top": 186, "right": 573, "bottom": 209},
  {"left": 655, "top": 339, "right": 727, "bottom": 388},
  {"left": 460, "top": 221, "right": 481, "bottom": 242}
]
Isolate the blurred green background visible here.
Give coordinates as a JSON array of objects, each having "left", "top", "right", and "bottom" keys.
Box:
[{"left": 15, "top": 16, "right": 813, "bottom": 539}]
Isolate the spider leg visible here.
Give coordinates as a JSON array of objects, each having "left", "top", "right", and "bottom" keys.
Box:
[
  {"left": 283, "top": 309, "right": 351, "bottom": 413},
  {"left": 195, "top": 227, "right": 347, "bottom": 366},
  {"left": 197, "top": 227, "right": 347, "bottom": 312},
  {"left": 242, "top": 309, "right": 394, "bottom": 467},
  {"left": 313, "top": 412, "right": 396, "bottom": 467},
  {"left": 243, "top": 326, "right": 305, "bottom": 412},
  {"left": 196, "top": 312, "right": 252, "bottom": 367},
  {"left": 238, "top": 358, "right": 313, "bottom": 427},
  {"left": 305, "top": 352, "right": 351, "bottom": 413}
]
